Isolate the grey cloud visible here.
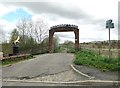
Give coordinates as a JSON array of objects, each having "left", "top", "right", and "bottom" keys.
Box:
[
  {"left": 2, "top": 2, "right": 117, "bottom": 27},
  {"left": 9, "top": 2, "right": 108, "bottom": 27},
  {"left": 2, "top": 2, "right": 92, "bottom": 20},
  {"left": 2, "top": 2, "right": 117, "bottom": 33},
  {"left": 2, "top": 2, "right": 107, "bottom": 27},
  {"left": 76, "top": 17, "right": 106, "bottom": 26}
]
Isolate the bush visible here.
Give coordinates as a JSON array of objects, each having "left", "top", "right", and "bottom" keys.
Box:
[{"left": 67, "top": 47, "right": 76, "bottom": 53}]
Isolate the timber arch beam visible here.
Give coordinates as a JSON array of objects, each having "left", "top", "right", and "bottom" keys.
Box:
[{"left": 49, "top": 24, "right": 79, "bottom": 53}]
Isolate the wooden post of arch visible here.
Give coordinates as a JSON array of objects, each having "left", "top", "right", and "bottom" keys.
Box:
[
  {"left": 49, "top": 30, "right": 54, "bottom": 53},
  {"left": 74, "top": 29, "right": 79, "bottom": 51}
]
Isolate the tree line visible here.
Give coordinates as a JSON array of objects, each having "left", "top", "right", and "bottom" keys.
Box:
[{"left": 2, "top": 18, "right": 59, "bottom": 56}]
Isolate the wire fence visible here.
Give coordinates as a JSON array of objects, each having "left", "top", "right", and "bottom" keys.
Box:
[{"left": 81, "top": 47, "right": 119, "bottom": 58}]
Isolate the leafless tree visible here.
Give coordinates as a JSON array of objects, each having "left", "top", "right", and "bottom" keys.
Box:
[
  {"left": 16, "top": 18, "right": 48, "bottom": 44},
  {"left": 16, "top": 19, "right": 28, "bottom": 43},
  {"left": 33, "top": 19, "right": 48, "bottom": 43}
]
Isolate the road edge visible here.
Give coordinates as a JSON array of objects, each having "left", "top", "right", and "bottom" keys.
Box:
[
  {"left": 2, "top": 79, "right": 120, "bottom": 86},
  {"left": 70, "top": 64, "right": 95, "bottom": 79}
]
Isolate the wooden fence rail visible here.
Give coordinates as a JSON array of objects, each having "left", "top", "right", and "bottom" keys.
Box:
[{"left": 1, "top": 54, "right": 31, "bottom": 61}]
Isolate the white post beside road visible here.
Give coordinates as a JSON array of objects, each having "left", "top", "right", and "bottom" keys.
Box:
[
  {"left": 0, "top": 52, "right": 3, "bottom": 60},
  {"left": 0, "top": 44, "right": 3, "bottom": 60}
]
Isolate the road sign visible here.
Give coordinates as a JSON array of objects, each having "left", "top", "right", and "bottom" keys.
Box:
[
  {"left": 110, "top": 23, "right": 114, "bottom": 28},
  {"left": 106, "top": 23, "right": 114, "bottom": 28},
  {"left": 106, "top": 19, "right": 114, "bottom": 29},
  {"left": 106, "top": 19, "right": 112, "bottom": 24},
  {"left": 106, "top": 19, "right": 114, "bottom": 60}
]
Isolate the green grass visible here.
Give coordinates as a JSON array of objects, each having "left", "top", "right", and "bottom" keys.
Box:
[
  {"left": 1, "top": 55, "right": 33, "bottom": 66},
  {"left": 67, "top": 47, "right": 76, "bottom": 53},
  {"left": 54, "top": 48, "right": 62, "bottom": 53},
  {"left": 74, "top": 49, "right": 120, "bottom": 72}
]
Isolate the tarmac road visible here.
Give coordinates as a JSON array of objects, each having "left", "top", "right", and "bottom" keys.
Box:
[{"left": 2, "top": 53, "right": 88, "bottom": 86}]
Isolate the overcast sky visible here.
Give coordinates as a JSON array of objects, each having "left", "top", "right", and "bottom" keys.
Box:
[{"left": 0, "top": 0, "right": 119, "bottom": 43}]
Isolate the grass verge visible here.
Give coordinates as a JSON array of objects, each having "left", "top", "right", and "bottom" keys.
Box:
[{"left": 74, "top": 49, "right": 120, "bottom": 72}]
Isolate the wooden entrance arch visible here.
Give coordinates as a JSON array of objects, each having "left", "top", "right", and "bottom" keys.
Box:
[{"left": 49, "top": 24, "right": 79, "bottom": 53}]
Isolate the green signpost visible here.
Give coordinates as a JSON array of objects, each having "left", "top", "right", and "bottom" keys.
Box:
[{"left": 106, "top": 19, "right": 114, "bottom": 59}]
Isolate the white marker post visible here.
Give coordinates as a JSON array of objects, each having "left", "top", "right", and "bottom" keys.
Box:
[{"left": 106, "top": 19, "right": 114, "bottom": 59}]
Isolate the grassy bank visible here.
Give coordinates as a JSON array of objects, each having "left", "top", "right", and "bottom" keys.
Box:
[{"left": 74, "top": 49, "right": 120, "bottom": 72}]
